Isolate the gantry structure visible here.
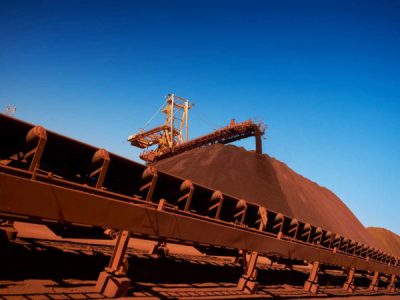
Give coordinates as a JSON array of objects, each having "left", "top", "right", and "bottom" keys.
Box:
[
  {"left": 128, "top": 94, "right": 265, "bottom": 163},
  {"left": 128, "top": 94, "right": 192, "bottom": 162}
]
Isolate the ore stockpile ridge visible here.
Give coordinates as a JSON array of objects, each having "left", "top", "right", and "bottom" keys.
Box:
[
  {"left": 154, "top": 144, "right": 380, "bottom": 249},
  {"left": 368, "top": 227, "right": 400, "bottom": 258}
]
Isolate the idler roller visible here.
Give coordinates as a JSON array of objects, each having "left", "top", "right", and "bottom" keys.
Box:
[
  {"left": 26, "top": 126, "right": 47, "bottom": 145},
  {"left": 360, "top": 244, "right": 370, "bottom": 256},
  {"left": 287, "top": 218, "right": 299, "bottom": 237},
  {"left": 180, "top": 179, "right": 194, "bottom": 192},
  {"left": 313, "top": 227, "right": 323, "bottom": 243},
  {"left": 178, "top": 179, "right": 194, "bottom": 211},
  {"left": 348, "top": 240, "right": 357, "bottom": 253},
  {"left": 142, "top": 166, "right": 157, "bottom": 179},
  {"left": 233, "top": 199, "right": 247, "bottom": 223},
  {"left": 210, "top": 190, "right": 223, "bottom": 203},
  {"left": 273, "top": 213, "right": 284, "bottom": 232},
  {"left": 254, "top": 206, "right": 268, "bottom": 230},
  {"left": 91, "top": 148, "right": 110, "bottom": 167},
  {"left": 332, "top": 234, "right": 342, "bottom": 248},
  {"left": 235, "top": 199, "right": 247, "bottom": 211},
  {"left": 340, "top": 238, "right": 350, "bottom": 251},
  {"left": 140, "top": 166, "right": 158, "bottom": 202},
  {"left": 322, "top": 231, "right": 333, "bottom": 246},
  {"left": 300, "top": 223, "right": 312, "bottom": 241},
  {"left": 208, "top": 190, "right": 224, "bottom": 219}
]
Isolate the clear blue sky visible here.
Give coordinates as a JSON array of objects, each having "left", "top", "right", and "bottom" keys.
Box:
[{"left": 1, "top": 1, "right": 399, "bottom": 233}]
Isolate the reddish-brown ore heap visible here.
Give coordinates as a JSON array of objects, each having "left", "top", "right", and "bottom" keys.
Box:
[
  {"left": 155, "top": 143, "right": 380, "bottom": 248},
  {"left": 367, "top": 227, "right": 400, "bottom": 257}
]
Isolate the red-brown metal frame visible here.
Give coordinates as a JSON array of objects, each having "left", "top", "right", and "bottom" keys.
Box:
[{"left": 0, "top": 113, "right": 399, "bottom": 295}]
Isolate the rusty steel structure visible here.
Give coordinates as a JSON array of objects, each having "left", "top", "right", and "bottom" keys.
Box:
[
  {"left": 0, "top": 113, "right": 399, "bottom": 297},
  {"left": 128, "top": 94, "right": 265, "bottom": 163},
  {"left": 128, "top": 94, "right": 192, "bottom": 162},
  {"left": 147, "top": 118, "right": 265, "bottom": 162}
]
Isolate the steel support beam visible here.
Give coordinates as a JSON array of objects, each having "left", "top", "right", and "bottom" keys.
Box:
[
  {"left": 387, "top": 274, "right": 397, "bottom": 292},
  {"left": 304, "top": 261, "right": 320, "bottom": 294},
  {"left": 96, "top": 230, "right": 131, "bottom": 297},
  {"left": 237, "top": 251, "right": 259, "bottom": 294},
  {"left": 237, "top": 206, "right": 267, "bottom": 293},
  {"left": 369, "top": 271, "right": 380, "bottom": 292},
  {"left": 343, "top": 267, "right": 356, "bottom": 293}
]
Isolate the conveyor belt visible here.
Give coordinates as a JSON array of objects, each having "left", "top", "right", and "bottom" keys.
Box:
[
  {"left": 140, "top": 119, "right": 264, "bottom": 162},
  {"left": 0, "top": 113, "right": 398, "bottom": 296}
]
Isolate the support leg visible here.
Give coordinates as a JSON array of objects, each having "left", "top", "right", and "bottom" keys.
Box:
[
  {"left": 343, "top": 267, "right": 356, "bottom": 293},
  {"left": 255, "top": 131, "right": 262, "bottom": 155},
  {"left": 387, "top": 274, "right": 397, "bottom": 292},
  {"left": 304, "top": 261, "right": 320, "bottom": 294},
  {"left": 96, "top": 230, "right": 131, "bottom": 298},
  {"left": 369, "top": 271, "right": 379, "bottom": 292},
  {"left": 237, "top": 251, "right": 259, "bottom": 294}
]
